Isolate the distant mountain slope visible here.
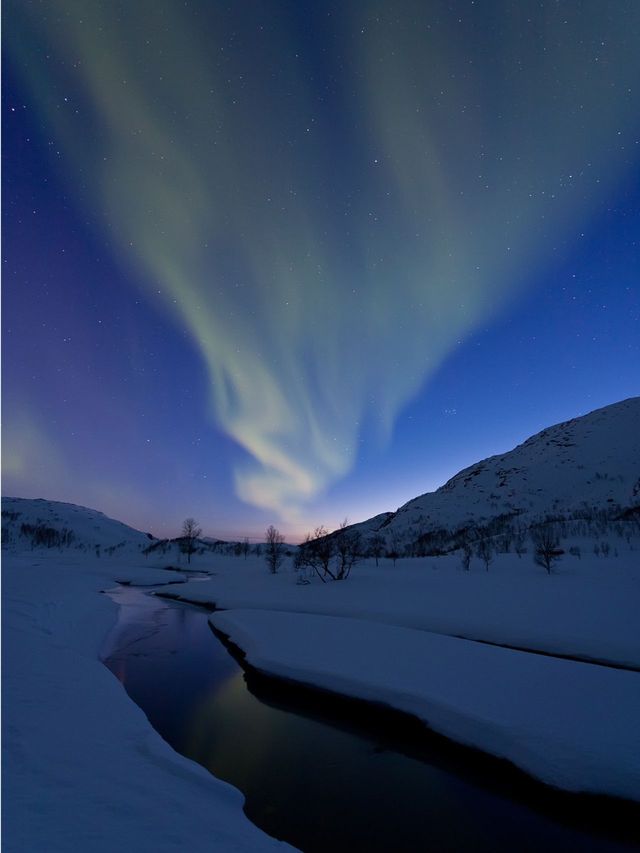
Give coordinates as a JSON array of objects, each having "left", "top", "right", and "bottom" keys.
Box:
[
  {"left": 351, "top": 397, "right": 640, "bottom": 549},
  {"left": 1, "top": 497, "right": 154, "bottom": 553}
]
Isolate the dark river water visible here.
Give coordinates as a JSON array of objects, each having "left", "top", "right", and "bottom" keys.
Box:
[{"left": 101, "top": 584, "right": 638, "bottom": 852}]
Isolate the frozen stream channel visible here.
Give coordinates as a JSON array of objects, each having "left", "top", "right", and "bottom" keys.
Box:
[{"left": 101, "top": 585, "right": 637, "bottom": 852}]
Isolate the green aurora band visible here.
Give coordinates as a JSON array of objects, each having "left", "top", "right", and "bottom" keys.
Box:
[{"left": 10, "top": 1, "right": 640, "bottom": 519}]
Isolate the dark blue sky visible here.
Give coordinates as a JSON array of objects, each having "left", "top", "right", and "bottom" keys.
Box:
[{"left": 3, "top": 1, "right": 639, "bottom": 539}]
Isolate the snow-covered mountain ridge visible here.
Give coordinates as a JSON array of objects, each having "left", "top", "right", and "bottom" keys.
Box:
[{"left": 348, "top": 397, "right": 640, "bottom": 550}]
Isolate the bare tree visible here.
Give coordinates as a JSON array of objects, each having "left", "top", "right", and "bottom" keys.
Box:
[
  {"left": 181, "top": 518, "right": 202, "bottom": 564},
  {"left": 335, "top": 530, "right": 362, "bottom": 580},
  {"left": 313, "top": 526, "right": 336, "bottom": 578},
  {"left": 241, "top": 537, "right": 250, "bottom": 559},
  {"left": 369, "top": 534, "right": 385, "bottom": 567},
  {"left": 514, "top": 532, "right": 526, "bottom": 559},
  {"left": 296, "top": 526, "right": 336, "bottom": 582},
  {"left": 386, "top": 532, "right": 400, "bottom": 566},
  {"left": 265, "top": 525, "right": 285, "bottom": 574},
  {"left": 475, "top": 538, "right": 493, "bottom": 572},
  {"left": 295, "top": 524, "right": 361, "bottom": 582},
  {"left": 498, "top": 532, "right": 513, "bottom": 553},
  {"left": 532, "top": 528, "right": 562, "bottom": 574},
  {"left": 460, "top": 542, "right": 472, "bottom": 571}
]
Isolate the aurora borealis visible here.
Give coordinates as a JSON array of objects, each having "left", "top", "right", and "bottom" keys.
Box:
[{"left": 3, "top": 1, "right": 640, "bottom": 538}]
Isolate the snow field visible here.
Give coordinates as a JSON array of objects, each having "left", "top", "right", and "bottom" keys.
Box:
[{"left": 154, "top": 549, "right": 640, "bottom": 669}]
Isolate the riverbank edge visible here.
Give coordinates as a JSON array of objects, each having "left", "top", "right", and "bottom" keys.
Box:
[{"left": 206, "top": 609, "right": 640, "bottom": 849}]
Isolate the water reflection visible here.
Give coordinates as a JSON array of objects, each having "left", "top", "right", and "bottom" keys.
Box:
[{"left": 101, "top": 585, "right": 638, "bottom": 853}]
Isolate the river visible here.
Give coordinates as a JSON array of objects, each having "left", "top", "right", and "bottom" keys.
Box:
[{"left": 101, "top": 584, "right": 637, "bottom": 852}]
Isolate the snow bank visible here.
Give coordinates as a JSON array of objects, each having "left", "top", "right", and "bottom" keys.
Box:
[
  {"left": 211, "top": 608, "right": 640, "bottom": 801},
  {"left": 2, "top": 552, "right": 293, "bottom": 853}
]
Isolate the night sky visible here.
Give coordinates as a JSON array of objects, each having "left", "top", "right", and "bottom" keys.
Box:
[{"left": 3, "top": 1, "right": 639, "bottom": 541}]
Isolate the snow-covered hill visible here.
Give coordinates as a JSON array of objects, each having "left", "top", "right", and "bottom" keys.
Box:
[
  {"left": 4, "top": 399, "right": 639, "bottom": 559},
  {"left": 1, "top": 497, "right": 246, "bottom": 559},
  {"left": 1, "top": 497, "right": 155, "bottom": 554},
  {"left": 349, "top": 397, "right": 640, "bottom": 552}
]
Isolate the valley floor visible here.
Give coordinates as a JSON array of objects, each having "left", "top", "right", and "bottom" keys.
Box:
[
  {"left": 3, "top": 544, "right": 639, "bottom": 852},
  {"left": 158, "top": 547, "right": 640, "bottom": 801}
]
